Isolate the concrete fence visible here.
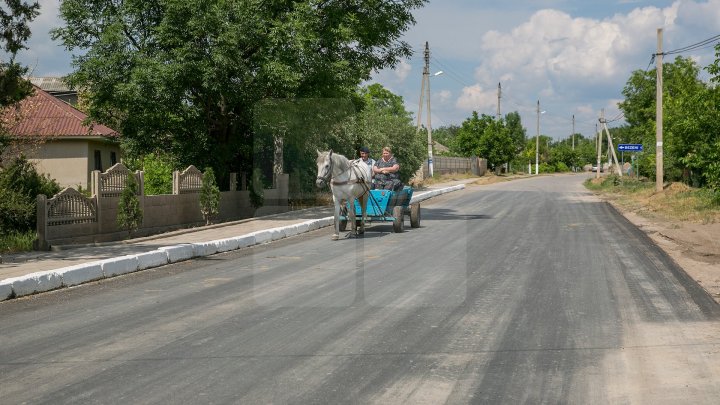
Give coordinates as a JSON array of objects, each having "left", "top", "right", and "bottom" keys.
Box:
[
  {"left": 422, "top": 156, "right": 487, "bottom": 177},
  {"left": 35, "top": 163, "right": 289, "bottom": 250}
]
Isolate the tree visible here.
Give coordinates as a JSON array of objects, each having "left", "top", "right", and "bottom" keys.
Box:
[
  {"left": 452, "top": 112, "right": 494, "bottom": 157},
  {"left": 117, "top": 174, "right": 143, "bottom": 237},
  {"left": 478, "top": 119, "right": 514, "bottom": 173},
  {"left": 0, "top": 0, "right": 40, "bottom": 154},
  {"left": 504, "top": 111, "right": 526, "bottom": 156},
  {"left": 620, "top": 56, "right": 720, "bottom": 186},
  {"left": 343, "top": 84, "right": 424, "bottom": 183},
  {"left": 52, "top": 0, "right": 427, "bottom": 181},
  {"left": 199, "top": 167, "right": 220, "bottom": 225}
]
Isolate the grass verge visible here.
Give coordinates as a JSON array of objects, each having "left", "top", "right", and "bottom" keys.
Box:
[
  {"left": 584, "top": 175, "right": 720, "bottom": 224},
  {"left": 0, "top": 230, "right": 36, "bottom": 254}
]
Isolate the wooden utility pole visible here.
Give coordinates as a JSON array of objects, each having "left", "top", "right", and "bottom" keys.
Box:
[{"left": 656, "top": 28, "right": 664, "bottom": 192}]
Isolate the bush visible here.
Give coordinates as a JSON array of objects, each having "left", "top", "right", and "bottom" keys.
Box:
[
  {"left": 0, "top": 155, "right": 60, "bottom": 233},
  {"left": 117, "top": 174, "right": 143, "bottom": 236},
  {"left": 539, "top": 162, "right": 555, "bottom": 173},
  {"left": 249, "top": 168, "right": 265, "bottom": 209},
  {"left": 200, "top": 167, "right": 220, "bottom": 225},
  {"left": 555, "top": 162, "right": 569, "bottom": 172}
]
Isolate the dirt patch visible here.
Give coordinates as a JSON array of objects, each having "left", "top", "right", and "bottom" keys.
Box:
[{"left": 593, "top": 185, "right": 720, "bottom": 302}]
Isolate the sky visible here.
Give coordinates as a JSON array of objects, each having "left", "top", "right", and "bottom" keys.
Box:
[{"left": 13, "top": 0, "right": 720, "bottom": 141}]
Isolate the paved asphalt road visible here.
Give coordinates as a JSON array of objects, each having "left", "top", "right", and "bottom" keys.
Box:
[{"left": 3, "top": 174, "right": 720, "bottom": 404}]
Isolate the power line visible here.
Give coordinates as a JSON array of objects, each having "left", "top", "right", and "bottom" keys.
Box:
[{"left": 662, "top": 34, "right": 720, "bottom": 56}]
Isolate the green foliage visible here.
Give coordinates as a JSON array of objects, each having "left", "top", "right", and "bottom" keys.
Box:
[
  {"left": 478, "top": 119, "right": 515, "bottom": 171},
  {"left": 141, "top": 153, "right": 174, "bottom": 195},
  {"left": 432, "top": 125, "right": 459, "bottom": 153},
  {"left": 200, "top": 167, "right": 220, "bottom": 225},
  {"left": 538, "top": 162, "right": 555, "bottom": 173},
  {"left": 0, "top": 229, "right": 35, "bottom": 253},
  {"left": 619, "top": 56, "right": 720, "bottom": 189},
  {"left": 117, "top": 174, "right": 143, "bottom": 236},
  {"left": 0, "top": 156, "right": 60, "bottom": 233},
  {"left": 339, "top": 84, "right": 424, "bottom": 184},
  {"left": 0, "top": 0, "right": 39, "bottom": 140},
  {"left": 52, "top": 0, "right": 427, "bottom": 181},
  {"left": 452, "top": 112, "right": 493, "bottom": 157}
]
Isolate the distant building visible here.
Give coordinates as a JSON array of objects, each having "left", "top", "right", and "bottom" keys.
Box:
[
  {"left": 27, "top": 76, "right": 78, "bottom": 106},
  {"left": 2, "top": 85, "right": 120, "bottom": 189}
]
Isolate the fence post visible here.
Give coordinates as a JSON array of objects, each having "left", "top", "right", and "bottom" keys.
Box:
[
  {"left": 136, "top": 170, "right": 145, "bottom": 196},
  {"left": 172, "top": 170, "right": 179, "bottom": 195},
  {"left": 241, "top": 172, "right": 247, "bottom": 191},
  {"left": 35, "top": 194, "right": 49, "bottom": 251},
  {"left": 91, "top": 170, "right": 100, "bottom": 197},
  {"left": 229, "top": 172, "right": 237, "bottom": 191}
]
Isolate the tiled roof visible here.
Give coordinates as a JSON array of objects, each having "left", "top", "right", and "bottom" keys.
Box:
[{"left": 3, "top": 86, "right": 118, "bottom": 138}]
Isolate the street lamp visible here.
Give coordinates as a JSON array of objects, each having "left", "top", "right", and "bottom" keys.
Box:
[{"left": 535, "top": 100, "right": 546, "bottom": 175}]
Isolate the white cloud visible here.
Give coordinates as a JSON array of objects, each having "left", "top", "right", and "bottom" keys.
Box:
[
  {"left": 455, "top": 84, "right": 496, "bottom": 111},
  {"left": 393, "top": 60, "right": 412, "bottom": 82}
]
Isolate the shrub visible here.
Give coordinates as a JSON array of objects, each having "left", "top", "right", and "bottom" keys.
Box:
[
  {"left": 0, "top": 155, "right": 60, "bottom": 233},
  {"left": 117, "top": 174, "right": 143, "bottom": 236},
  {"left": 200, "top": 167, "right": 220, "bottom": 225},
  {"left": 249, "top": 168, "right": 265, "bottom": 209}
]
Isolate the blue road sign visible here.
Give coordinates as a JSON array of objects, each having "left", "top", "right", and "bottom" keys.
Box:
[{"left": 618, "top": 144, "right": 643, "bottom": 152}]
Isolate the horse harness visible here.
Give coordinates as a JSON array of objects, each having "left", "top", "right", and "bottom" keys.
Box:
[{"left": 317, "top": 156, "right": 369, "bottom": 187}]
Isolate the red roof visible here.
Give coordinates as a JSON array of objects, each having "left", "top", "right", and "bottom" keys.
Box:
[{"left": 3, "top": 86, "right": 118, "bottom": 138}]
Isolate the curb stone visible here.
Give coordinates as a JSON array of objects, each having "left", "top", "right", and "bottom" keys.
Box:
[{"left": 0, "top": 185, "right": 464, "bottom": 302}]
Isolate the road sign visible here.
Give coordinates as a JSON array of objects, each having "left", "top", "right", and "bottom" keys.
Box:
[{"left": 618, "top": 144, "right": 643, "bottom": 152}]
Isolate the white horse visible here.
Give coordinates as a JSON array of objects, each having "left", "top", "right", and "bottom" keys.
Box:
[{"left": 316, "top": 150, "right": 371, "bottom": 240}]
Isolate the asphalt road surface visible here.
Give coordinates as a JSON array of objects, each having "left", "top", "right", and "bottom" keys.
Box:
[{"left": 3, "top": 174, "right": 720, "bottom": 404}]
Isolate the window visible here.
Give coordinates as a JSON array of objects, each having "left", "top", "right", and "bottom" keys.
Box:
[
  {"left": 110, "top": 152, "right": 117, "bottom": 166},
  {"left": 94, "top": 150, "right": 102, "bottom": 171}
]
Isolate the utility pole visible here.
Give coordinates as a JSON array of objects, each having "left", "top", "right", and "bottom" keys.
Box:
[
  {"left": 497, "top": 82, "right": 501, "bottom": 120},
  {"left": 416, "top": 42, "right": 434, "bottom": 178},
  {"left": 596, "top": 122, "right": 601, "bottom": 180},
  {"left": 600, "top": 109, "right": 622, "bottom": 177},
  {"left": 572, "top": 114, "right": 575, "bottom": 150},
  {"left": 656, "top": 28, "right": 664, "bottom": 192},
  {"left": 535, "top": 100, "right": 540, "bottom": 175}
]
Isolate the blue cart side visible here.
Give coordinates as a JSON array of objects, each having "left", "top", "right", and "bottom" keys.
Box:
[{"left": 340, "top": 186, "right": 420, "bottom": 233}]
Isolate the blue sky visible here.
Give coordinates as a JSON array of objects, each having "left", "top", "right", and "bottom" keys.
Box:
[{"left": 15, "top": 0, "right": 720, "bottom": 140}]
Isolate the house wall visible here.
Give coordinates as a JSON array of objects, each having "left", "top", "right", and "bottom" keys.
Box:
[
  {"left": 85, "top": 141, "right": 122, "bottom": 187},
  {"left": 21, "top": 141, "right": 89, "bottom": 189},
  {"left": 4, "top": 139, "right": 121, "bottom": 190}
]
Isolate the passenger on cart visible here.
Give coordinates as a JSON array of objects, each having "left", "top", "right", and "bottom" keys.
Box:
[{"left": 372, "top": 146, "right": 403, "bottom": 191}]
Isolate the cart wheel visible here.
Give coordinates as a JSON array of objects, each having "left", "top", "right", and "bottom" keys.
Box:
[
  {"left": 410, "top": 203, "right": 421, "bottom": 228},
  {"left": 392, "top": 206, "right": 404, "bottom": 233},
  {"left": 339, "top": 219, "right": 348, "bottom": 231}
]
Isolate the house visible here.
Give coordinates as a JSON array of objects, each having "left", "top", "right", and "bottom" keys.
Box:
[
  {"left": 28, "top": 76, "right": 78, "bottom": 106},
  {"left": 2, "top": 85, "right": 120, "bottom": 190}
]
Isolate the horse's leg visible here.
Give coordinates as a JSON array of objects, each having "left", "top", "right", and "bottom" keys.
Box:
[
  {"left": 332, "top": 195, "right": 341, "bottom": 240},
  {"left": 359, "top": 193, "right": 367, "bottom": 235},
  {"left": 349, "top": 196, "right": 357, "bottom": 237}
]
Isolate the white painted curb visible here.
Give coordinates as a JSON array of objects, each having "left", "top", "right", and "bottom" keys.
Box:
[
  {"left": 101, "top": 255, "right": 140, "bottom": 277},
  {"left": 0, "top": 185, "right": 464, "bottom": 301},
  {"left": 60, "top": 262, "right": 104, "bottom": 287}
]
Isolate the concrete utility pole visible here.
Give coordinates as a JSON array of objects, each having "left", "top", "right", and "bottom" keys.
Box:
[
  {"left": 600, "top": 109, "right": 622, "bottom": 177},
  {"left": 417, "top": 42, "right": 439, "bottom": 177},
  {"left": 416, "top": 42, "right": 434, "bottom": 178},
  {"left": 497, "top": 82, "right": 502, "bottom": 120},
  {"left": 596, "top": 122, "right": 601, "bottom": 180},
  {"left": 656, "top": 28, "right": 664, "bottom": 192},
  {"left": 572, "top": 114, "right": 575, "bottom": 150},
  {"left": 535, "top": 100, "right": 540, "bottom": 175}
]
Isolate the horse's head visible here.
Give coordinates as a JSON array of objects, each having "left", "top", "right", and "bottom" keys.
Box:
[{"left": 315, "top": 150, "right": 333, "bottom": 188}]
